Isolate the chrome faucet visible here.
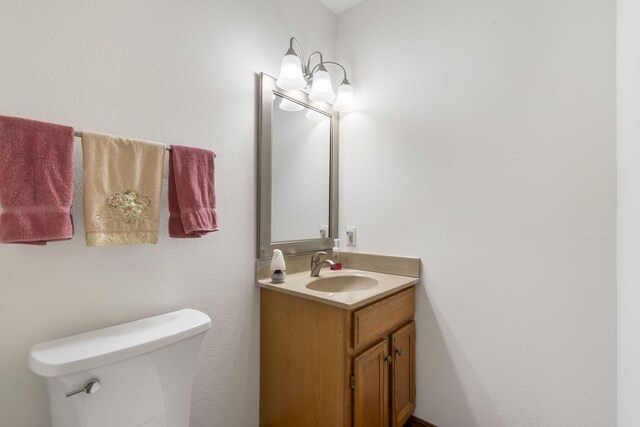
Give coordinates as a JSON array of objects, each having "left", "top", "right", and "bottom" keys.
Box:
[
  {"left": 310, "top": 251, "right": 336, "bottom": 277},
  {"left": 310, "top": 259, "right": 336, "bottom": 277},
  {"left": 310, "top": 251, "right": 327, "bottom": 271}
]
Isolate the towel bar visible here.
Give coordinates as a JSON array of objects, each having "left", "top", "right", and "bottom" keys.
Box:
[
  {"left": 73, "top": 131, "right": 217, "bottom": 157},
  {"left": 73, "top": 131, "right": 170, "bottom": 151}
]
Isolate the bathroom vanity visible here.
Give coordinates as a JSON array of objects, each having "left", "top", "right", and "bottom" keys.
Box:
[
  {"left": 257, "top": 253, "right": 419, "bottom": 427},
  {"left": 256, "top": 72, "right": 419, "bottom": 426}
]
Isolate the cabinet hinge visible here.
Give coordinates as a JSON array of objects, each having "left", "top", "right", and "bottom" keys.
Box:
[{"left": 350, "top": 375, "right": 355, "bottom": 389}]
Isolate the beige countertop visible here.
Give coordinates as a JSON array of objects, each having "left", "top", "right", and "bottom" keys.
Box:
[{"left": 257, "top": 268, "right": 419, "bottom": 309}]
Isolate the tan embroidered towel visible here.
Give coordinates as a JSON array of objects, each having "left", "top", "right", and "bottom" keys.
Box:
[{"left": 82, "top": 132, "right": 165, "bottom": 246}]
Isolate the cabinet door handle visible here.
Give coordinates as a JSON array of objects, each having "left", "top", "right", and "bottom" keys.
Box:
[
  {"left": 385, "top": 355, "right": 393, "bottom": 365},
  {"left": 395, "top": 348, "right": 403, "bottom": 356}
]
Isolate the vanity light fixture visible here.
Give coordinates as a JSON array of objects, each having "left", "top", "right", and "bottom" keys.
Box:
[{"left": 276, "top": 37, "right": 354, "bottom": 110}]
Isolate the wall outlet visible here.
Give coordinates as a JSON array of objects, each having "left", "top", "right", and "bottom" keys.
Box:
[{"left": 346, "top": 225, "right": 357, "bottom": 246}]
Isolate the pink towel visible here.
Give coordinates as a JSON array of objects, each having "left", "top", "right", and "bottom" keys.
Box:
[
  {"left": 0, "top": 116, "right": 75, "bottom": 245},
  {"left": 168, "top": 145, "right": 218, "bottom": 238}
]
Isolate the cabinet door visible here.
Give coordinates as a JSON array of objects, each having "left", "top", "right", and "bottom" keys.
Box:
[
  {"left": 391, "top": 321, "right": 416, "bottom": 427},
  {"left": 353, "top": 340, "right": 389, "bottom": 427}
]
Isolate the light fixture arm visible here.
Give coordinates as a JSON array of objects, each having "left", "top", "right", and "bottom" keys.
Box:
[
  {"left": 288, "top": 37, "right": 306, "bottom": 70},
  {"left": 312, "top": 61, "right": 351, "bottom": 85},
  {"left": 286, "top": 38, "right": 326, "bottom": 82},
  {"left": 306, "top": 51, "right": 325, "bottom": 77},
  {"left": 285, "top": 38, "right": 349, "bottom": 83}
]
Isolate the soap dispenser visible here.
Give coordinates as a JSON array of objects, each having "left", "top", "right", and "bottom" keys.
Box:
[{"left": 330, "top": 239, "right": 342, "bottom": 270}]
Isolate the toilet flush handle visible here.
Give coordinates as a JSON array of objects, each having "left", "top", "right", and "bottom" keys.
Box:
[{"left": 65, "top": 379, "right": 101, "bottom": 398}]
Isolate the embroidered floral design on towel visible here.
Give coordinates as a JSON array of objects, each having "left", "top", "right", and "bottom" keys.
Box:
[{"left": 97, "top": 190, "right": 158, "bottom": 224}]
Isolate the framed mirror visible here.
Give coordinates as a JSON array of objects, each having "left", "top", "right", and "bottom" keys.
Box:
[{"left": 258, "top": 73, "right": 339, "bottom": 258}]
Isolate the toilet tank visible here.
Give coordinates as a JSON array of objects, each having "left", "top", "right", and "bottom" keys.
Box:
[{"left": 29, "top": 309, "right": 211, "bottom": 427}]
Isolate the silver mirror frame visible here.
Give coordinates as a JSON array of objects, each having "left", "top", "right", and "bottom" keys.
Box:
[{"left": 258, "top": 73, "right": 339, "bottom": 259}]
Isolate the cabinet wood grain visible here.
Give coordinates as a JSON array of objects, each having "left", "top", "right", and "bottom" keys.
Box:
[
  {"left": 353, "top": 340, "right": 389, "bottom": 427},
  {"left": 392, "top": 321, "right": 416, "bottom": 427},
  {"left": 260, "top": 288, "right": 350, "bottom": 427},
  {"left": 260, "top": 286, "right": 416, "bottom": 427},
  {"left": 353, "top": 287, "right": 415, "bottom": 351}
]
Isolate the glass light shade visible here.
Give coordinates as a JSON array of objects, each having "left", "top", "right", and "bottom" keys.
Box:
[
  {"left": 309, "top": 69, "right": 335, "bottom": 102},
  {"left": 279, "top": 98, "right": 304, "bottom": 111},
  {"left": 276, "top": 54, "right": 307, "bottom": 90},
  {"left": 333, "top": 83, "right": 354, "bottom": 111},
  {"left": 305, "top": 109, "right": 329, "bottom": 120}
]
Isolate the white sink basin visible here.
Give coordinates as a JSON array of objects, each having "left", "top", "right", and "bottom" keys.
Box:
[{"left": 306, "top": 274, "right": 379, "bottom": 293}]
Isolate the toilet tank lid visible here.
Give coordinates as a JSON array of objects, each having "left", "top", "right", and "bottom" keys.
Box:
[{"left": 29, "top": 309, "right": 211, "bottom": 378}]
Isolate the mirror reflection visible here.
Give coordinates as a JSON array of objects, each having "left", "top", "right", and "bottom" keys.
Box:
[{"left": 271, "top": 94, "right": 331, "bottom": 242}]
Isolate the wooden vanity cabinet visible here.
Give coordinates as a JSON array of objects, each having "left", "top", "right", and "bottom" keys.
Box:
[
  {"left": 260, "top": 286, "right": 416, "bottom": 427},
  {"left": 353, "top": 339, "right": 389, "bottom": 427},
  {"left": 390, "top": 321, "right": 416, "bottom": 427}
]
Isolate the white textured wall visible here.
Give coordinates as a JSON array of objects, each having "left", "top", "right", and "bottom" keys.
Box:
[
  {"left": 0, "top": 1, "right": 335, "bottom": 426},
  {"left": 618, "top": 0, "right": 640, "bottom": 425},
  {"left": 337, "top": 0, "right": 616, "bottom": 425}
]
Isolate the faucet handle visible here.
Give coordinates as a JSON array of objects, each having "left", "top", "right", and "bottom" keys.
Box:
[
  {"left": 312, "top": 251, "right": 327, "bottom": 260},
  {"left": 311, "top": 251, "right": 328, "bottom": 269}
]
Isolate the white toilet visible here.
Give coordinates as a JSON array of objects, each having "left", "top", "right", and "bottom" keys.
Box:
[{"left": 29, "top": 309, "right": 211, "bottom": 427}]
